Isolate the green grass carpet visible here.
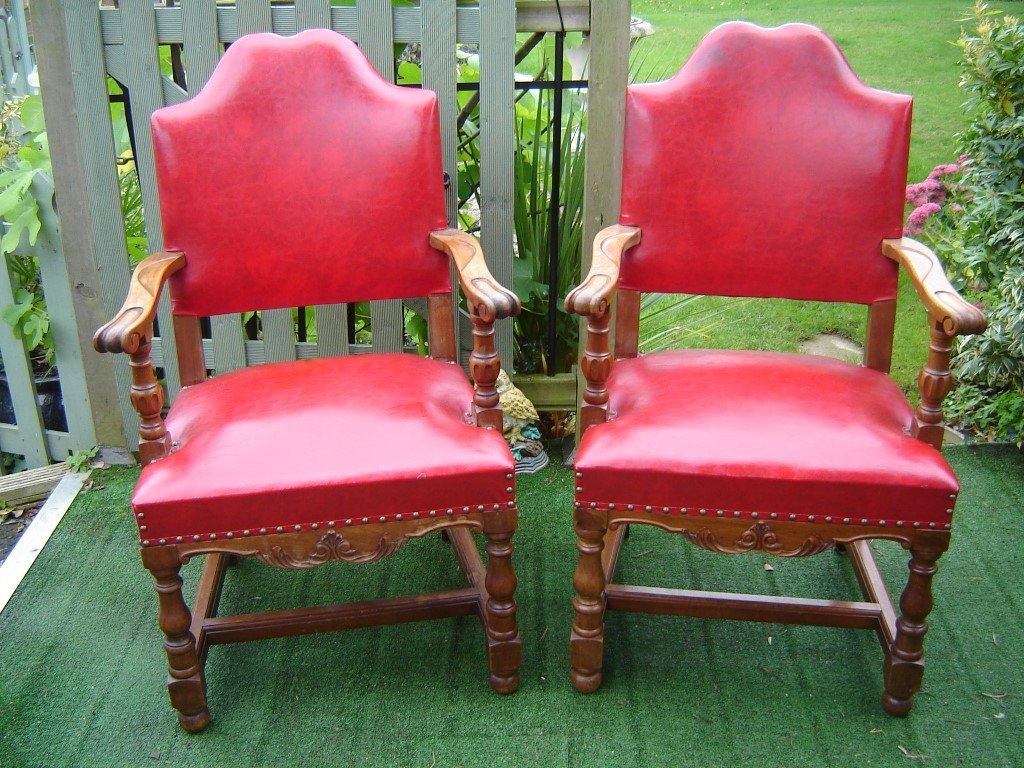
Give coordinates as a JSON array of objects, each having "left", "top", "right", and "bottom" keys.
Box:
[{"left": 1, "top": 446, "right": 1022, "bottom": 767}]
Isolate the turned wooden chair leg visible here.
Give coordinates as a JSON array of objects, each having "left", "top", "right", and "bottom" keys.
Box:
[
  {"left": 143, "top": 549, "right": 211, "bottom": 732},
  {"left": 483, "top": 509, "right": 521, "bottom": 693},
  {"left": 570, "top": 508, "right": 608, "bottom": 692},
  {"left": 882, "top": 544, "right": 944, "bottom": 716}
]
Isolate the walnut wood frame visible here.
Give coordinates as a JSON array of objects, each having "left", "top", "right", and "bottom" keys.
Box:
[
  {"left": 94, "top": 230, "right": 522, "bottom": 732},
  {"left": 566, "top": 227, "right": 986, "bottom": 715}
]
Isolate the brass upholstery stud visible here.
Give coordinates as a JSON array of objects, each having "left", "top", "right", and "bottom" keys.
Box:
[
  {"left": 770, "top": 512, "right": 778, "bottom": 520},
  {"left": 277, "top": 526, "right": 285, "bottom": 533},
  {"left": 576, "top": 487, "right": 583, "bottom": 492},
  {"left": 259, "top": 528, "right": 267, "bottom": 535},
  {"left": 394, "top": 515, "right": 402, "bottom": 522},
  {"left": 142, "top": 540, "right": 149, "bottom": 547},
  {"left": 176, "top": 536, "right": 183, "bottom": 543},
  {"left": 136, "top": 512, "right": 144, "bottom": 519},
  {"left": 591, "top": 502, "right": 597, "bottom": 509},
  {"left": 493, "top": 504, "right": 500, "bottom": 510},
  {"left": 243, "top": 529, "right": 251, "bottom": 537},
  {"left": 158, "top": 538, "right": 167, "bottom": 545},
  {"left": 609, "top": 504, "right": 617, "bottom": 510},
  {"left": 378, "top": 516, "right": 386, "bottom": 523},
  {"left": 807, "top": 515, "right": 815, "bottom": 522},
  {"left": 139, "top": 525, "right": 148, "bottom": 532},
  {"left": 193, "top": 535, "right": 201, "bottom": 542},
  {"left": 345, "top": 519, "right": 353, "bottom": 526},
  {"left": 226, "top": 532, "right": 233, "bottom": 539},
  {"left": 751, "top": 512, "right": 759, "bottom": 519},
  {"left": 294, "top": 525, "right": 302, "bottom": 531},
  {"left": 210, "top": 533, "right": 217, "bottom": 540},
  {"left": 627, "top": 504, "right": 635, "bottom": 511},
  {"left": 312, "top": 523, "right": 319, "bottom": 530},
  {"left": 842, "top": 518, "right": 850, "bottom": 524}
]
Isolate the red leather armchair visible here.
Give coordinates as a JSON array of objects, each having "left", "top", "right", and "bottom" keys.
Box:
[
  {"left": 566, "top": 22, "right": 986, "bottom": 715},
  {"left": 94, "top": 30, "right": 521, "bottom": 731}
]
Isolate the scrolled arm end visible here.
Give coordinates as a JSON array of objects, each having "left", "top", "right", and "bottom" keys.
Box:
[
  {"left": 93, "top": 251, "right": 187, "bottom": 355},
  {"left": 429, "top": 229, "right": 520, "bottom": 323},
  {"left": 881, "top": 238, "right": 987, "bottom": 337},
  {"left": 565, "top": 225, "right": 641, "bottom": 318}
]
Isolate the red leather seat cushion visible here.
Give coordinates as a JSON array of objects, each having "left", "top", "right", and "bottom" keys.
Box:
[
  {"left": 575, "top": 351, "right": 958, "bottom": 527},
  {"left": 132, "top": 355, "right": 514, "bottom": 543}
]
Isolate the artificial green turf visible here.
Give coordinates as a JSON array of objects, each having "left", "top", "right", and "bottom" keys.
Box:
[{"left": 1, "top": 447, "right": 1022, "bottom": 767}]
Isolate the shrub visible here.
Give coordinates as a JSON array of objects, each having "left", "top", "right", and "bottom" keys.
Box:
[{"left": 929, "top": 3, "right": 1024, "bottom": 441}]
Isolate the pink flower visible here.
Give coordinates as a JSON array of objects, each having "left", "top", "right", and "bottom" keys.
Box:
[
  {"left": 904, "top": 202, "right": 942, "bottom": 235},
  {"left": 905, "top": 178, "right": 945, "bottom": 206},
  {"left": 928, "top": 163, "right": 961, "bottom": 179}
]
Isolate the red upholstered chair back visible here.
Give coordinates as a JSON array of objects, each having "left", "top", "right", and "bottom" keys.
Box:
[
  {"left": 619, "top": 22, "right": 912, "bottom": 305},
  {"left": 151, "top": 30, "right": 450, "bottom": 317}
]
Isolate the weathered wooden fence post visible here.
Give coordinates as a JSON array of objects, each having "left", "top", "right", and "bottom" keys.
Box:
[
  {"left": 577, "top": 0, "right": 630, "bottom": 437},
  {"left": 33, "top": 0, "right": 130, "bottom": 456}
]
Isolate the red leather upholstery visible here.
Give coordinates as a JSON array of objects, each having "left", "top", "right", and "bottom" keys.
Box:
[
  {"left": 151, "top": 30, "right": 450, "bottom": 317},
  {"left": 132, "top": 355, "right": 514, "bottom": 543},
  {"left": 575, "top": 351, "right": 958, "bottom": 526},
  {"left": 619, "top": 22, "right": 911, "bottom": 304}
]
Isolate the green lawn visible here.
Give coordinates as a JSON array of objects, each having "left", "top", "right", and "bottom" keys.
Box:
[{"left": 629, "top": 0, "right": 980, "bottom": 392}]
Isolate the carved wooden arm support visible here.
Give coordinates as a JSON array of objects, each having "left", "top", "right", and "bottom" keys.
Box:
[
  {"left": 93, "top": 251, "right": 186, "bottom": 465},
  {"left": 94, "top": 251, "right": 186, "bottom": 354},
  {"left": 564, "top": 225, "right": 641, "bottom": 319},
  {"left": 429, "top": 229, "right": 520, "bottom": 431},
  {"left": 881, "top": 238, "right": 986, "bottom": 337},
  {"left": 564, "top": 225, "right": 641, "bottom": 435},
  {"left": 881, "top": 238, "right": 988, "bottom": 450}
]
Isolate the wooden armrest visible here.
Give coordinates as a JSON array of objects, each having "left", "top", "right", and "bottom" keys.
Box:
[
  {"left": 93, "top": 251, "right": 186, "bottom": 354},
  {"left": 564, "top": 225, "right": 641, "bottom": 318},
  {"left": 881, "top": 238, "right": 987, "bottom": 451},
  {"left": 429, "top": 229, "right": 520, "bottom": 323},
  {"left": 92, "top": 251, "right": 185, "bottom": 465},
  {"left": 428, "top": 229, "right": 517, "bottom": 431},
  {"left": 881, "top": 238, "right": 986, "bottom": 337}
]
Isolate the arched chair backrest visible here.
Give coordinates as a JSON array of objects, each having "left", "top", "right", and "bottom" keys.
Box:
[
  {"left": 151, "top": 29, "right": 450, "bottom": 317},
  {"left": 619, "top": 22, "right": 912, "bottom": 305}
]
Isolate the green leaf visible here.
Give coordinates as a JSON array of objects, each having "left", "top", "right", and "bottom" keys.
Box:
[
  {"left": 19, "top": 95, "right": 45, "bottom": 133},
  {"left": 397, "top": 61, "right": 422, "bottom": 86},
  {"left": 1, "top": 299, "right": 32, "bottom": 326}
]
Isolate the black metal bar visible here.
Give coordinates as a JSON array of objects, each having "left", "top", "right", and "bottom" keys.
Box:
[
  {"left": 454, "top": 79, "right": 587, "bottom": 92},
  {"left": 545, "top": 32, "right": 565, "bottom": 375}
]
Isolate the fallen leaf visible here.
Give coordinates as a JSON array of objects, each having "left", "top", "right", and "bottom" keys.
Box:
[
  {"left": 992, "top": 634, "right": 1000, "bottom": 647},
  {"left": 994, "top": 712, "right": 1006, "bottom": 720},
  {"left": 764, "top": 562, "right": 774, "bottom": 572},
  {"left": 756, "top": 663, "right": 781, "bottom": 680},
  {"left": 982, "top": 692, "right": 1008, "bottom": 700},
  {"left": 634, "top": 549, "right": 652, "bottom": 558},
  {"left": 869, "top": 728, "right": 883, "bottom": 734},
  {"left": 897, "top": 745, "right": 928, "bottom": 760},
  {"left": 767, "top": 636, "right": 774, "bottom": 645}
]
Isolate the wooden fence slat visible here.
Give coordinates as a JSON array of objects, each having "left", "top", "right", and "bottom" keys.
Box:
[
  {"left": 0, "top": 255, "right": 49, "bottom": 467},
  {"left": 357, "top": 0, "right": 405, "bottom": 355},
  {"left": 295, "top": 0, "right": 331, "bottom": 31},
  {"left": 119, "top": 1, "right": 182, "bottom": 399},
  {"left": 235, "top": 0, "right": 273, "bottom": 36},
  {"left": 297, "top": 0, "right": 348, "bottom": 359},
  {"left": 478, "top": 0, "right": 516, "bottom": 370},
  {"left": 37, "top": 1, "right": 136, "bottom": 450},
  {"left": 421, "top": 0, "right": 461, "bottom": 365},
  {"left": 260, "top": 311, "right": 296, "bottom": 364},
  {"left": 180, "top": 0, "right": 246, "bottom": 376},
  {"left": 236, "top": 0, "right": 296, "bottom": 361},
  {"left": 30, "top": 175, "right": 97, "bottom": 456}
]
